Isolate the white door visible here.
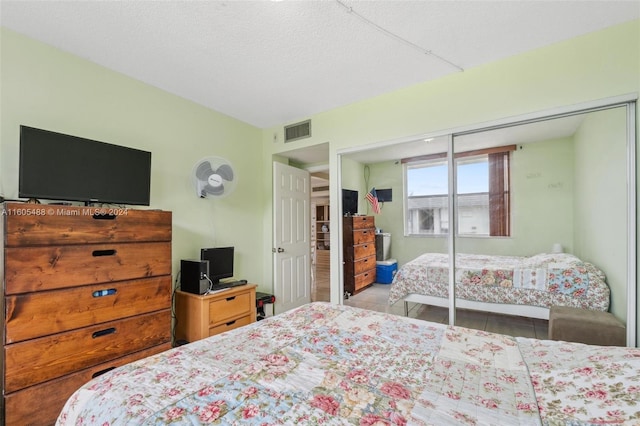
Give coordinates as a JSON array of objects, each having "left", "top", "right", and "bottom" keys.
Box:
[{"left": 273, "top": 162, "right": 311, "bottom": 314}]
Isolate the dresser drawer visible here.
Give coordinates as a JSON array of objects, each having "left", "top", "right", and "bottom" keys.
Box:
[
  {"left": 209, "top": 315, "right": 253, "bottom": 337},
  {"left": 353, "top": 255, "right": 376, "bottom": 275},
  {"left": 352, "top": 229, "right": 375, "bottom": 245},
  {"left": 5, "top": 241, "right": 171, "bottom": 294},
  {"left": 3, "top": 203, "right": 171, "bottom": 247},
  {"left": 4, "top": 310, "right": 171, "bottom": 392},
  {"left": 350, "top": 215, "right": 375, "bottom": 230},
  {"left": 209, "top": 291, "right": 252, "bottom": 325},
  {"left": 5, "top": 276, "right": 172, "bottom": 343},
  {"left": 4, "top": 343, "right": 171, "bottom": 426},
  {"left": 174, "top": 285, "right": 257, "bottom": 343},
  {"left": 353, "top": 242, "right": 376, "bottom": 260},
  {"left": 354, "top": 269, "right": 376, "bottom": 291}
]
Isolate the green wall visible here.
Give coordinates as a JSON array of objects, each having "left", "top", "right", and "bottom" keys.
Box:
[
  {"left": 506, "top": 138, "right": 575, "bottom": 255},
  {"left": 339, "top": 160, "right": 373, "bottom": 216},
  {"left": 339, "top": 156, "right": 368, "bottom": 215},
  {"left": 0, "top": 28, "right": 266, "bottom": 291},
  {"left": 263, "top": 19, "right": 639, "bottom": 343},
  {"left": 573, "top": 107, "right": 628, "bottom": 322},
  {"left": 347, "top": 119, "right": 629, "bottom": 325},
  {"left": 2, "top": 17, "right": 638, "bottom": 344},
  {"left": 343, "top": 137, "right": 575, "bottom": 267}
]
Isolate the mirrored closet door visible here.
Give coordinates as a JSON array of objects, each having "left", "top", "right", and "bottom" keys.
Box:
[
  {"left": 451, "top": 107, "right": 629, "bottom": 337},
  {"left": 339, "top": 99, "right": 635, "bottom": 345}
]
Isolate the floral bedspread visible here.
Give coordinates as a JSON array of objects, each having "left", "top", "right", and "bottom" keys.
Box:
[
  {"left": 518, "top": 338, "right": 640, "bottom": 425},
  {"left": 57, "top": 303, "right": 639, "bottom": 425},
  {"left": 388, "top": 252, "right": 610, "bottom": 311}
]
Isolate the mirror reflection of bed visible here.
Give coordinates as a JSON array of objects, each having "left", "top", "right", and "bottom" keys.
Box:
[
  {"left": 343, "top": 283, "right": 550, "bottom": 339},
  {"left": 340, "top": 105, "right": 631, "bottom": 343}
]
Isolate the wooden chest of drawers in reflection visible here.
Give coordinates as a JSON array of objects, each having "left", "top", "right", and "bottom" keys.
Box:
[{"left": 343, "top": 216, "right": 376, "bottom": 295}]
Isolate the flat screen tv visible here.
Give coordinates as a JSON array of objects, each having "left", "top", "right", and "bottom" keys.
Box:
[
  {"left": 342, "top": 189, "right": 358, "bottom": 216},
  {"left": 201, "top": 246, "right": 234, "bottom": 285},
  {"left": 19, "top": 125, "right": 152, "bottom": 206},
  {"left": 377, "top": 188, "right": 392, "bottom": 202}
]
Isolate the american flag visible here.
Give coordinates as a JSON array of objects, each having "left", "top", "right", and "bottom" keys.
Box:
[{"left": 366, "top": 187, "right": 381, "bottom": 214}]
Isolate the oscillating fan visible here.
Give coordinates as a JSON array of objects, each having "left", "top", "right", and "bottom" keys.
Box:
[{"left": 192, "top": 156, "right": 237, "bottom": 198}]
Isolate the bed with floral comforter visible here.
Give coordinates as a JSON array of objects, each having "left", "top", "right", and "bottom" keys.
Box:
[
  {"left": 57, "top": 303, "right": 638, "bottom": 425},
  {"left": 388, "top": 253, "right": 610, "bottom": 317}
]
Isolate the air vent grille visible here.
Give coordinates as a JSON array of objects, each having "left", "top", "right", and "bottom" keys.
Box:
[{"left": 284, "top": 120, "right": 311, "bottom": 143}]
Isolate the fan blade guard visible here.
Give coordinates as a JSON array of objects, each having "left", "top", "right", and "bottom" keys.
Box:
[{"left": 191, "top": 156, "right": 237, "bottom": 199}]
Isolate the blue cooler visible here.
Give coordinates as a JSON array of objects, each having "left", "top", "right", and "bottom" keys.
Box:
[{"left": 376, "top": 259, "right": 397, "bottom": 284}]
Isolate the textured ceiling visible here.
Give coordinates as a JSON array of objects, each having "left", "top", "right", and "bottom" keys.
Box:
[{"left": 2, "top": 0, "right": 638, "bottom": 130}]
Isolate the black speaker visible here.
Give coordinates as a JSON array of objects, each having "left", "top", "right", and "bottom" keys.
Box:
[{"left": 180, "top": 259, "right": 209, "bottom": 294}]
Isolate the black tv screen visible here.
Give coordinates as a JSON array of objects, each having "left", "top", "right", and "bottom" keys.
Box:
[
  {"left": 201, "top": 247, "right": 234, "bottom": 285},
  {"left": 377, "top": 188, "right": 392, "bottom": 202},
  {"left": 342, "top": 189, "right": 358, "bottom": 216},
  {"left": 19, "top": 125, "right": 151, "bottom": 205}
]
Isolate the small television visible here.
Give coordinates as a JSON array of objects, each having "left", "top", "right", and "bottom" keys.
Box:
[
  {"left": 377, "top": 188, "right": 392, "bottom": 202},
  {"left": 342, "top": 189, "right": 358, "bottom": 216},
  {"left": 19, "top": 125, "right": 152, "bottom": 206},
  {"left": 201, "top": 246, "right": 234, "bottom": 285}
]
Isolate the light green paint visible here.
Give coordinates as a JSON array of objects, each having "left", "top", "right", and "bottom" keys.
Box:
[
  {"left": 339, "top": 156, "right": 368, "bottom": 215},
  {"left": 1, "top": 17, "right": 638, "bottom": 343},
  {"left": 0, "top": 28, "right": 265, "bottom": 290},
  {"left": 263, "top": 19, "right": 639, "bottom": 342},
  {"left": 347, "top": 137, "right": 575, "bottom": 267},
  {"left": 490, "top": 138, "right": 574, "bottom": 254},
  {"left": 457, "top": 138, "right": 575, "bottom": 257},
  {"left": 573, "top": 107, "right": 628, "bottom": 323}
]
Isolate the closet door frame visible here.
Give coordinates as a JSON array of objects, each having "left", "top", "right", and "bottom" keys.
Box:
[
  {"left": 337, "top": 93, "right": 637, "bottom": 346},
  {"left": 447, "top": 95, "right": 636, "bottom": 346}
]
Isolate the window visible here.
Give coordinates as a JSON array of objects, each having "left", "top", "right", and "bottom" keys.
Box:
[
  {"left": 404, "top": 146, "right": 513, "bottom": 237},
  {"left": 406, "top": 160, "right": 449, "bottom": 235}
]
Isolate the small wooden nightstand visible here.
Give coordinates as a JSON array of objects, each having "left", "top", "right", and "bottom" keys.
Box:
[{"left": 174, "top": 284, "right": 257, "bottom": 343}]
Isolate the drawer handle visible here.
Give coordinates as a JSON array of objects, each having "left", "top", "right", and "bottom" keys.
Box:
[
  {"left": 92, "top": 213, "right": 116, "bottom": 220},
  {"left": 92, "top": 327, "right": 116, "bottom": 338},
  {"left": 225, "top": 320, "right": 236, "bottom": 326},
  {"left": 92, "top": 249, "right": 117, "bottom": 257},
  {"left": 93, "top": 288, "right": 117, "bottom": 297},
  {"left": 362, "top": 230, "right": 368, "bottom": 234},
  {"left": 92, "top": 366, "right": 116, "bottom": 378},
  {"left": 226, "top": 296, "right": 236, "bottom": 301}
]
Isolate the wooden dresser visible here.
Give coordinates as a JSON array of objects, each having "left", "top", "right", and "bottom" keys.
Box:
[
  {"left": 343, "top": 216, "right": 376, "bottom": 295},
  {"left": 174, "top": 284, "right": 257, "bottom": 343},
  {"left": 1, "top": 203, "right": 173, "bottom": 425}
]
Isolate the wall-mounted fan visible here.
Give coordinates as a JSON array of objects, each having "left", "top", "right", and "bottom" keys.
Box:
[{"left": 192, "top": 156, "right": 237, "bottom": 198}]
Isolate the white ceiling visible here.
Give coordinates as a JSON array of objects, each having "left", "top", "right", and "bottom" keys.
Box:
[{"left": 2, "top": 0, "right": 638, "bottom": 134}]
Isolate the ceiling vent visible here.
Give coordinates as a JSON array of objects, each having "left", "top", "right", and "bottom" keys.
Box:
[{"left": 284, "top": 120, "right": 311, "bottom": 143}]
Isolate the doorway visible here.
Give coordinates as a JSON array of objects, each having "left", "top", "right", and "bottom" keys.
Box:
[
  {"left": 273, "top": 143, "right": 331, "bottom": 305},
  {"left": 311, "top": 172, "right": 330, "bottom": 302}
]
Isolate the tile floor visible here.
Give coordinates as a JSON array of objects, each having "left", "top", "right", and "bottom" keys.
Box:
[{"left": 311, "top": 265, "right": 549, "bottom": 340}]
